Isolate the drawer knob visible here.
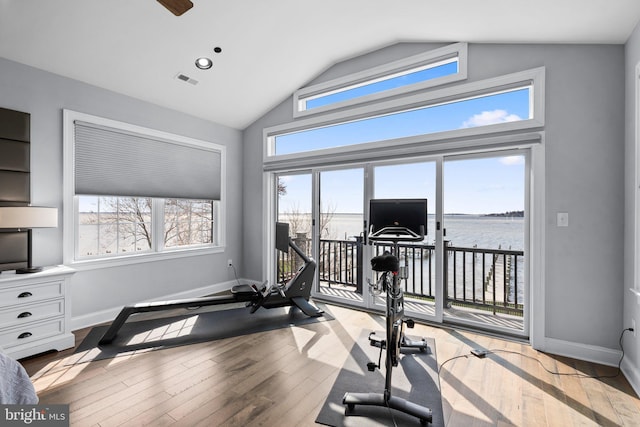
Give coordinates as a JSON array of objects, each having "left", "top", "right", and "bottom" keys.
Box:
[
  {"left": 17, "top": 312, "right": 32, "bottom": 318},
  {"left": 18, "top": 292, "right": 33, "bottom": 298},
  {"left": 18, "top": 332, "right": 32, "bottom": 339}
]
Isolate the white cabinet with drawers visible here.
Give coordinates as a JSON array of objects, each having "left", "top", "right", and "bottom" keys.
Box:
[{"left": 0, "top": 266, "right": 75, "bottom": 359}]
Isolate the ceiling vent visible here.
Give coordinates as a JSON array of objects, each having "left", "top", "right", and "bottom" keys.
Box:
[{"left": 175, "top": 73, "right": 198, "bottom": 85}]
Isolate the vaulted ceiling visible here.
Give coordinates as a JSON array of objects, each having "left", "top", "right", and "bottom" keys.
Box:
[{"left": 1, "top": 0, "right": 639, "bottom": 130}]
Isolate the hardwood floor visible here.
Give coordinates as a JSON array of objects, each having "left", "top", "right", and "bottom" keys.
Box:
[{"left": 19, "top": 303, "right": 640, "bottom": 426}]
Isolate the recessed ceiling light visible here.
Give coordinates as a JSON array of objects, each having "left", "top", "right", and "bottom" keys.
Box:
[{"left": 195, "top": 57, "right": 213, "bottom": 70}]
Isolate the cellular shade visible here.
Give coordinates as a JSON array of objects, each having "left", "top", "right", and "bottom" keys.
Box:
[{"left": 74, "top": 121, "right": 221, "bottom": 200}]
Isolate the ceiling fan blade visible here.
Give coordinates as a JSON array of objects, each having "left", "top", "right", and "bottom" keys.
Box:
[{"left": 157, "top": 0, "right": 193, "bottom": 16}]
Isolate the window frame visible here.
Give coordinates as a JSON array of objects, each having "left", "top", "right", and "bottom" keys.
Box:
[
  {"left": 265, "top": 67, "right": 545, "bottom": 170},
  {"left": 63, "top": 110, "right": 226, "bottom": 269},
  {"left": 293, "top": 43, "right": 468, "bottom": 118}
]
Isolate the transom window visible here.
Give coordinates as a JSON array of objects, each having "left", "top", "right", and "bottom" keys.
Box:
[
  {"left": 278, "top": 86, "right": 530, "bottom": 156},
  {"left": 294, "top": 43, "right": 467, "bottom": 117},
  {"left": 300, "top": 58, "right": 459, "bottom": 112}
]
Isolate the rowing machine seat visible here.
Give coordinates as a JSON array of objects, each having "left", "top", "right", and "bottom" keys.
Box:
[{"left": 230, "top": 283, "right": 264, "bottom": 296}]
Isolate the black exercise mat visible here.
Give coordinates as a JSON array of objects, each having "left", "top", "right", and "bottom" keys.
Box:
[
  {"left": 316, "top": 331, "right": 443, "bottom": 427},
  {"left": 69, "top": 304, "right": 332, "bottom": 364}
]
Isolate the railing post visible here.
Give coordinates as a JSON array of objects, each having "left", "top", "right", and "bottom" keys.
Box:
[{"left": 355, "top": 236, "right": 363, "bottom": 295}]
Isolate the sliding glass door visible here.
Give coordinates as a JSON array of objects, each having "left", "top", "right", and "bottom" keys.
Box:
[
  {"left": 371, "top": 160, "right": 441, "bottom": 322},
  {"left": 442, "top": 152, "right": 527, "bottom": 336},
  {"left": 316, "top": 167, "right": 365, "bottom": 306},
  {"left": 275, "top": 172, "right": 313, "bottom": 286},
  {"left": 271, "top": 149, "right": 529, "bottom": 337}
]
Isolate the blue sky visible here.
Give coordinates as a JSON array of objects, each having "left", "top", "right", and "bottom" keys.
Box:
[
  {"left": 278, "top": 154, "right": 524, "bottom": 216},
  {"left": 278, "top": 88, "right": 529, "bottom": 156},
  {"left": 305, "top": 61, "right": 459, "bottom": 110},
  {"left": 277, "top": 67, "right": 528, "bottom": 215}
]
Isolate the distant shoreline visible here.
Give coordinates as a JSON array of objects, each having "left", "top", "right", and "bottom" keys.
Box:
[{"left": 484, "top": 210, "right": 524, "bottom": 218}]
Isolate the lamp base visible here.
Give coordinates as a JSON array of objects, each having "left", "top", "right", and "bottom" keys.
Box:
[{"left": 16, "top": 266, "right": 44, "bottom": 274}]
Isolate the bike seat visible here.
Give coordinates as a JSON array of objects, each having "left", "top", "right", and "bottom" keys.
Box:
[{"left": 371, "top": 251, "right": 399, "bottom": 272}]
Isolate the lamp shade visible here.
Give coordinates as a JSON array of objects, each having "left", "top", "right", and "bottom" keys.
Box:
[{"left": 0, "top": 206, "right": 58, "bottom": 229}]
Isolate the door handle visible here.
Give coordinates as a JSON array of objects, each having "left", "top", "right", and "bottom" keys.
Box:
[
  {"left": 18, "top": 292, "right": 33, "bottom": 298},
  {"left": 363, "top": 220, "right": 368, "bottom": 245}
]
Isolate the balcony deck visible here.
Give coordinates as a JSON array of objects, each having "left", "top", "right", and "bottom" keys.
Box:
[{"left": 318, "top": 282, "right": 524, "bottom": 332}]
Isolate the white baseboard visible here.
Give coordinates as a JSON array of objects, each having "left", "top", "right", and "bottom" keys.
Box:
[
  {"left": 542, "top": 337, "right": 622, "bottom": 367},
  {"left": 70, "top": 279, "right": 243, "bottom": 331},
  {"left": 536, "top": 336, "right": 640, "bottom": 397},
  {"left": 622, "top": 358, "right": 640, "bottom": 397}
]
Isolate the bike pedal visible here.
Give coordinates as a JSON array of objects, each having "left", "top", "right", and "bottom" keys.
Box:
[
  {"left": 366, "top": 362, "right": 378, "bottom": 372},
  {"left": 368, "top": 334, "right": 386, "bottom": 349}
]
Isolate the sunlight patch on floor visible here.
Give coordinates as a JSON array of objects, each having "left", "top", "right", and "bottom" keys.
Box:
[
  {"left": 126, "top": 315, "right": 198, "bottom": 345},
  {"left": 31, "top": 357, "right": 91, "bottom": 393}
]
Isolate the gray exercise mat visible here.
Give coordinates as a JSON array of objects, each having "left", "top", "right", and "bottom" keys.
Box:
[{"left": 316, "top": 331, "right": 443, "bottom": 427}]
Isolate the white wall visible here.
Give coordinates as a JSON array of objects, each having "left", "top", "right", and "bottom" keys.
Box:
[
  {"left": 0, "top": 57, "right": 244, "bottom": 328},
  {"left": 243, "top": 42, "right": 627, "bottom": 365},
  {"left": 624, "top": 21, "right": 640, "bottom": 395}
]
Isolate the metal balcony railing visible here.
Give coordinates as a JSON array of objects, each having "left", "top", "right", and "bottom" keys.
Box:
[{"left": 277, "top": 237, "right": 525, "bottom": 317}]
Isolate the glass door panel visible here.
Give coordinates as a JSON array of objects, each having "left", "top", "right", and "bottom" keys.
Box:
[
  {"left": 276, "top": 173, "right": 312, "bottom": 285},
  {"left": 443, "top": 153, "right": 527, "bottom": 336},
  {"left": 372, "top": 161, "right": 438, "bottom": 320},
  {"left": 316, "top": 168, "right": 365, "bottom": 305}
]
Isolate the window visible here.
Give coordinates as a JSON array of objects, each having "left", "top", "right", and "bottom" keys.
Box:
[
  {"left": 164, "top": 199, "right": 217, "bottom": 248},
  {"left": 76, "top": 196, "right": 218, "bottom": 260},
  {"left": 64, "top": 110, "right": 225, "bottom": 265},
  {"left": 293, "top": 43, "right": 467, "bottom": 117},
  {"left": 78, "top": 196, "right": 152, "bottom": 258},
  {"left": 266, "top": 67, "right": 544, "bottom": 167},
  {"left": 301, "top": 59, "right": 459, "bottom": 112},
  {"left": 278, "top": 87, "right": 530, "bottom": 156}
]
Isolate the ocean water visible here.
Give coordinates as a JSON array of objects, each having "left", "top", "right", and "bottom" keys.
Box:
[{"left": 285, "top": 212, "right": 524, "bottom": 251}]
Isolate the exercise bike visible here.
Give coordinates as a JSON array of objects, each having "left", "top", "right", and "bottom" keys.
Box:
[
  {"left": 343, "top": 199, "right": 433, "bottom": 426},
  {"left": 99, "top": 222, "right": 322, "bottom": 345}
]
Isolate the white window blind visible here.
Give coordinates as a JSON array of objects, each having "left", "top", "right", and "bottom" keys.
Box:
[{"left": 74, "top": 121, "right": 221, "bottom": 200}]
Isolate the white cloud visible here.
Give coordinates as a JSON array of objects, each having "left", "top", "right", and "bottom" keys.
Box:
[
  {"left": 499, "top": 156, "right": 525, "bottom": 166},
  {"left": 462, "top": 109, "right": 522, "bottom": 128}
]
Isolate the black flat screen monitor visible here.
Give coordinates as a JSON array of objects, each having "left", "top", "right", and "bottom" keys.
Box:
[
  {"left": 369, "top": 199, "right": 427, "bottom": 240},
  {"left": 275, "top": 222, "right": 290, "bottom": 253}
]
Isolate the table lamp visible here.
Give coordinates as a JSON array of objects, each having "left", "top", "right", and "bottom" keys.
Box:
[{"left": 0, "top": 206, "right": 58, "bottom": 273}]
